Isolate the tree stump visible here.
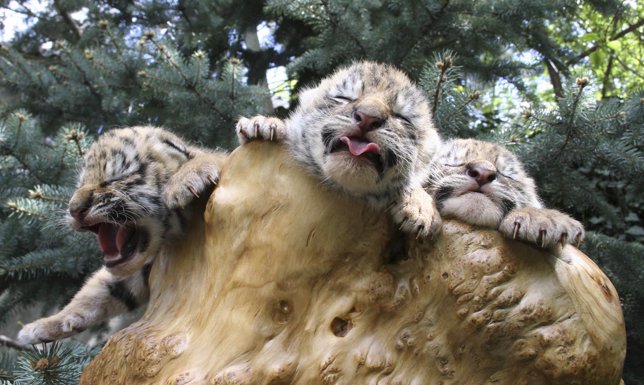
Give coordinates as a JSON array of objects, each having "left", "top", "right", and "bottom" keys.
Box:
[{"left": 80, "top": 142, "right": 626, "bottom": 385}]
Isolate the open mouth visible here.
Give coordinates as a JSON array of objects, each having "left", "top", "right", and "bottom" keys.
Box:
[
  {"left": 86, "top": 223, "right": 148, "bottom": 268},
  {"left": 332, "top": 136, "right": 384, "bottom": 173}
]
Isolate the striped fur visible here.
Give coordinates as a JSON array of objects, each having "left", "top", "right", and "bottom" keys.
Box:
[
  {"left": 237, "top": 62, "right": 442, "bottom": 238},
  {"left": 18, "top": 126, "right": 225, "bottom": 344},
  {"left": 426, "top": 138, "right": 584, "bottom": 248}
]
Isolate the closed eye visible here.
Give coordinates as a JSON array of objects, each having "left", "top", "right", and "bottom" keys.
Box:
[
  {"left": 102, "top": 168, "right": 143, "bottom": 186},
  {"left": 329, "top": 95, "right": 353, "bottom": 104},
  {"left": 496, "top": 171, "right": 516, "bottom": 181},
  {"left": 394, "top": 113, "right": 411, "bottom": 125},
  {"left": 443, "top": 163, "right": 465, "bottom": 168}
]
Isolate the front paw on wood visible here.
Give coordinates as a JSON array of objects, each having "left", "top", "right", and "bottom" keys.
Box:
[
  {"left": 391, "top": 188, "right": 442, "bottom": 240},
  {"left": 499, "top": 207, "right": 584, "bottom": 249}
]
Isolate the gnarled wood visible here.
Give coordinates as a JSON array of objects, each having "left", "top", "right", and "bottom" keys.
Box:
[{"left": 80, "top": 142, "right": 626, "bottom": 385}]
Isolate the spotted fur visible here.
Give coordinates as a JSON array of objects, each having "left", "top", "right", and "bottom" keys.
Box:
[
  {"left": 427, "top": 138, "right": 584, "bottom": 249},
  {"left": 237, "top": 61, "right": 442, "bottom": 238},
  {"left": 18, "top": 126, "right": 226, "bottom": 344}
]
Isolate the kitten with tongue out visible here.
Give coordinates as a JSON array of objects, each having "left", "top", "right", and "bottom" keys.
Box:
[{"left": 236, "top": 61, "right": 443, "bottom": 239}]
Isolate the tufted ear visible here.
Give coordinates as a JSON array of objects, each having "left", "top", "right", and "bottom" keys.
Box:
[
  {"left": 294, "top": 86, "right": 319, "bottom": 110},
  {"left": 80, "top": 141, "right": 626, "bottom": 385}
]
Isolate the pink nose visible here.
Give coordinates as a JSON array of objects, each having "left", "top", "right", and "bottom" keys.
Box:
[
  {"left": 353, "top": 110, "right": 384, "bottom": 133},
  {"left": 466, "top": 164, "right": 497, "bottom": 186}
]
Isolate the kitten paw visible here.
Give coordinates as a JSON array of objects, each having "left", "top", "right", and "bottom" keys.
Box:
[
  {"left": 17, "top": 314, "right": 89, "bottom": 344},
  {"left": 499, "top": 207, "right": 585, "bottom": 249},
  {"left": 236, "top": 116, "right": 286, "bottom": 145},
  {"left": 391, "top": 187, "right": 442, "bottom": 239},
  {"left": 163, "top": 153, "right": 222, "bottom": 209}
]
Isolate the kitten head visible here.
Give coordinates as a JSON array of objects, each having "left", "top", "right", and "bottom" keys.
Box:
[
  {"left": 427, "top": 138, "right": 542, "bottom": 227},
  {"left": 288, "top": 61, "right": 440, "bottom": 200},
  {"left": 68, "top": 126, "right": 189, "bottom": 276}
]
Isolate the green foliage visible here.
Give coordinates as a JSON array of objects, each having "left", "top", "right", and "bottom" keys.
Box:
[
  {"left": 547, "top": 1, "right": 644, "bottom": 98},
  {"left": 419, "top": 51, "right": 482, "bottom": 138},
  {"left": 12, "top": 341, "right": 98, "bottom": 385},
  {"left": 0, "top": 2, "right": 272, "bottom": 147},
  {"left": 0, "top": 112, "right": 101, "bottom": 326}
]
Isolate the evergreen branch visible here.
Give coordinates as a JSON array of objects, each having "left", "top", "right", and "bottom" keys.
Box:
[
  {"left": 0, "top": 3, "right": 44, "bottom": 21},
  {"left": 0, "top": 335, "right": 31, "bottom": 351},
  {"left": 0, "top": 144, "right": 46, "bottom": 185},
  {"left": 566, "top": 18, "right": 644, "bottom": 66},
  {"left": 57, "top": 44, "right": 107, "bottom": 123},
  {"left": 148, "top": 37, "right": 227, "bottom": 120},
  {"left": 319, "top": 0, "right": 367, "bottom": 57},
  {"left": 99, "top": 21, "right": 124, "bottom": 58},
  {"left": 431, "top": 56, "right": 451, "bottom": 117},
  {"left": 601, "top": 54, "right": 615, "bottom": 99},
  {"left": 177, "top": 0, "right": 195, "bottom": 29},
  {"left": 554, "top": 78, "right": 588, "bottom": 159},
  {"left": 543, "top": 59, "right": 564, "bottom": 98},
  {"left": 28, "top": 190, "right": 68, "bottom": 203},
  {"left": 612, "top": 55, "right": 644, "bottom": 80},
  {"left": 445, "top": 91, "right": 480, "bottom": 120},
  {"left": 52, "top": 0, "right": 82, "bottom": 41},
  {"left": 524, "top": 110, "right": 560, "bottom": 127},
  {"left": 6, "top": 201, "right": 46, "bottom": 219},
  {"left": 64, "top": 129, "right": 85, "bottom": 157},
  {"left": 230, "top": 58, "right": 237, "bottom": 101}
]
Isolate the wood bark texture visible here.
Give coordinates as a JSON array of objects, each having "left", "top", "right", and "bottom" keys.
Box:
[{"left": 80, "top": 142, "right": 626, "bottom": 385}]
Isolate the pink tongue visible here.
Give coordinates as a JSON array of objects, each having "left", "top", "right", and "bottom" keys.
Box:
[
  {"left": 97, "top": 224, "right": 134, "bottom": 257},
  {"left": 340, "top": 136, "right": 381, "bottom": 156}
]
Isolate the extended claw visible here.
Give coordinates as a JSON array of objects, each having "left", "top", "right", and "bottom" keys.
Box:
[
  {"left": 207, "top": 175, "right": 219, "bottom": 185},
  {"left": 512, "top": 222, "right": 521, "bottom": 240},
  {"left": 416, "top": 225, "right": 425, "bottom": 240},
  {"left": 253, "top": 121, "right": 260, "bottom": 138},
  {"left": 574, "top": 232, "right": 582, "bottom": 248},
  {"left": 269, "top": 123, "right": 276, "bottom": 141},
  {"left": 559, "top": 232, "right": 568, "bottom": 247},
  {"left": 188, "top": 185, "right": 200, "bottom": 198},
  {"left": 538, "top": 228, "right": 547, "bottom": 248}
]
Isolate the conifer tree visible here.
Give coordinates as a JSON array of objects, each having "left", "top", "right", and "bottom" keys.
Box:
[{"left": 0, "top": 0, "right": 641, "bottom": 383}]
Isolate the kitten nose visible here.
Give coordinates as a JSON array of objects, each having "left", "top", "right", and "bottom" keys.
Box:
[
  {"left": 465, "top": 161, "right": 497, "bottom": 186},
  {"left": 68, "top": 188, "right": 93, "bottom": 222},
  {"left": 353, "top": 109, "right": 384, "bottom": 133},
  {"left": 69, "top": 204, "right": 89, "bottom": 222}
]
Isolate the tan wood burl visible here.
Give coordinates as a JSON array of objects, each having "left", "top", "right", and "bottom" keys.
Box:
[{"left": 80, "top": 142, "right": 626, "bottom": 385}]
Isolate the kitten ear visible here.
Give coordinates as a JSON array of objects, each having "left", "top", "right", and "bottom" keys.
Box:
[{"left": 296, "top": 87, "right": 318, "bottom": 109}]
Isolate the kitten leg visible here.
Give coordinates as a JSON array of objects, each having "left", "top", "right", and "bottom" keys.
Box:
[
  {"left": 236, "top": 116, "right": 287, "bottom": 144},
  {"left": 17, "top": 266, "right": 150, "bottom": 344},
  {"left": 498, "top": 207, "right": 585, "bottom": 249},
  {"left": 163, "top": 151, "right": 227, "bottom": 209},
  {"left": 390, "top": 185, "right": 442, "bottom": 239}
]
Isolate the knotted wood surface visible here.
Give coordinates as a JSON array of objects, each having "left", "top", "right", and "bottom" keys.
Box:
[{"left": 80, "top": 142, "right": 626, "bottom": 385}]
